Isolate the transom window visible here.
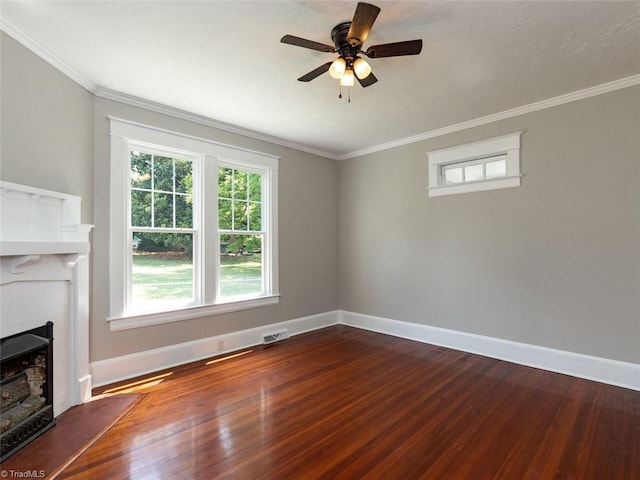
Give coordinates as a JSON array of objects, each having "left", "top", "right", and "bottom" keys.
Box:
[
  {"left": 109, "top": 118, "right": 279, "bottom": 331},
  {"left": 427, "top": 132, "right": 522, "bottom": 197},
  {"left": 442, "top": 154, "right": 507, "bottom": 185}
]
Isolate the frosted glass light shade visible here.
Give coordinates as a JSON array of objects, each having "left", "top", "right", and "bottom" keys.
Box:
[
  {"left": 329, "top": 58, "right": 347, "bottom": 79},
  {"left": 339, "top": 68, "right": 355, "bottom": 86},
  {"left": 353, "top": 57, "right": 371, "bottom": 79}
]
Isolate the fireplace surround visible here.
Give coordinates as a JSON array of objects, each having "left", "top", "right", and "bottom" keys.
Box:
[{"left": 0, "top": 181, "right": 93, "bottom": 454}]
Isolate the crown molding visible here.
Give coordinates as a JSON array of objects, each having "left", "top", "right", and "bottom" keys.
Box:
[
  {"left": 94, "top": 87, "right": 340, "bottom": 160},
  {"left": 338, "top": 73, "right": 640, "bottom": 160},
  {"left": 0, "top": 15, "right": 97, "bottom": 92},
  {"left": 3, "top": 15, "right": 638, "bottom": 163},
  {"left": 0, "top": 15, "right": 338, "bottom": 160}
]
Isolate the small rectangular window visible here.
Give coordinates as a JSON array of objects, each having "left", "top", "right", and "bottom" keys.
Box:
[
  {"left": 441, "top": 154, "right": 508, "bottom": 186},
  {"left": 427, "top": 132, "right": 522, "bottom": 197}
]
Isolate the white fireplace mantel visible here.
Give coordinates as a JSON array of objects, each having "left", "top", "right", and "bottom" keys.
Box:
[{"left": 0, "top": 181, "right": 94, "bottom": 416}]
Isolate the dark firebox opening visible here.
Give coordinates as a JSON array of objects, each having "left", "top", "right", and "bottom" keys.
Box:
[{"left": 1, "top": 322, "right": 55, "bottom": 461}]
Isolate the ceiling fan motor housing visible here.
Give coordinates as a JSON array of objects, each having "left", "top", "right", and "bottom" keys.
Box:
[{"left": 331, "top": 22, "right": 361, "bottom": 61}]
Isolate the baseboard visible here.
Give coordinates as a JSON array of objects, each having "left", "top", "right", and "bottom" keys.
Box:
[
  {"left": 77, "top": 374, "right": 93, "bottom": 405},
  {"left": 91, "top": 310, "right": 339, "bottom": 387},
  {"left": 340, "top": 310, "right": 640, "bottom": 391},
  {"left": 91, "top": 308, "right": 639, "bottom": 391}
]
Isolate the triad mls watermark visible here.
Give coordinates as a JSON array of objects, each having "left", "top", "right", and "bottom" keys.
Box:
[{"left": 0, "top": 470, "right": 45, "bottom": 479}]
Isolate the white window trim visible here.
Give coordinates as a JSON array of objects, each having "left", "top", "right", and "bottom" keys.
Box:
[
  {"left": 108, "top": 117, "right": 279, "bottom": 331},
  {"left": 427, "top": 131, "right": 522, "bottom": 197}
]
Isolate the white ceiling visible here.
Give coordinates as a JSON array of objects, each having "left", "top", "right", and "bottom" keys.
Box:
[{"left": 2, "top": 1, "right": 640, "bottom": 159}]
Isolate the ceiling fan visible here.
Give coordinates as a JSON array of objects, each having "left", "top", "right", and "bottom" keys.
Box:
[{"left": 281, "top": 2, "right": 422, "bottom": 89}]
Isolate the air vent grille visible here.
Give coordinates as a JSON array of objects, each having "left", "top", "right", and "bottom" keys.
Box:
[{"left": 262, "top": 329, "right": 290, "bottom": 345}]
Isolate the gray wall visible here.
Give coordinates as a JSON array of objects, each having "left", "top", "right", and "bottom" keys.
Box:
[
  {"left": 1, "top": 33, "right": 94, "bottom": 223},
  {"left": 339, "top": 85, "right": 640, "bottom": 364}
]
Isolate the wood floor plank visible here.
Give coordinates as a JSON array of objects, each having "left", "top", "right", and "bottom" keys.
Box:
[
  {"left": 0, "top": 394, "right": 141, "bottom": 478},
  {"left": 49, "top": 325, "right": 640, "bottom": 479}
]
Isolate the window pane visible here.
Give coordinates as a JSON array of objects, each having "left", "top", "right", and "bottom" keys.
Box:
[
  {"left": 175, "top": 159, "right": 193, "bottom": 194},
  {"left": 248, "top": 203, "right": 262, "bottom": 231},
  {"left": 131, "top": 151, "right": 152, "bottom": 189},
  {"left": 219, "top": 234, "right": 263, "bottom": 298},
  {"left": 175, "top": 194, "right": 193, "bottom": 228},
  {"left": 154, "top": 192, "right": 174, "bottom": 228},
  {"left": 233, "top": 170, "right": 248, "bottom": 200},
  {"left": 153, "top": 156, "right": 174, "bottom": 191},
  {"left": 131, "top": 190, "right": 152, "bottom": 227},
  {"left": 218, "top": 199, "right": 233, "bottom": 229},
  {"left": 485, "top": 158, "right": 506, "bottom": 179},
  {"left": 234, "top": 201, "right": 248, "bottom": 230},
  {"left": 444, "top": 167, "right": 463, "bottom": 184},
  {"left": 131, "top": 232, "right": 194, "bottom": 308},
  {"left": 464, "top": 164, "right": 484, "bottom": 182},
  {"left": 218, "top": 167, "right": 233, "bottom": 198},
  {"left": 248, "top": 172, "right": 262, "bottom": 201}
]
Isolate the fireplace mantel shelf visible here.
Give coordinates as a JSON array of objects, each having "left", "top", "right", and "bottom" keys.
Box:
[{"left": 0, "top": 241, "right": 91, "bottom": 257}]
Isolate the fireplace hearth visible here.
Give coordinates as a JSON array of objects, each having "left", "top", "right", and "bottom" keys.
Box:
[{"left": 0, "top": 322, "right": 55, "bottom": 461}]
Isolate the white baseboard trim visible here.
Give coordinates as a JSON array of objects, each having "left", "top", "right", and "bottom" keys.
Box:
[
  {"left": 77, "top": 374, "right": 92, "bottom": 405},
  {"left": 340, "top": 310, "right": 640, "bottom": 392},
  {"left": 91, "top": 308, "right": 639, "bottom": 392},
  {"left": 91, "top": 310, "right": 339, "bottom": 387}
]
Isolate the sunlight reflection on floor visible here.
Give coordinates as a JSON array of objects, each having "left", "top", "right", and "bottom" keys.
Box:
[{"left": 100, "top": 372, "right": 174, "bottom": 394}]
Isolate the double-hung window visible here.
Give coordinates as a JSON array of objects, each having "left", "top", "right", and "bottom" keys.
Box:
[
  {"left": 217, "top": 164, "right": 265, "bottom": 299},
  {"left": 109, "top": 118, "right": 279, "bottom": 331},
  {"left": 129, "top": 146, "right": 198, "bottom": 311}
]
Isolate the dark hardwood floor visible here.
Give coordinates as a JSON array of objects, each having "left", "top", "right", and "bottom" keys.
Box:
[{"left": 57, "top": 325, "right": 638, "bottom": 479}]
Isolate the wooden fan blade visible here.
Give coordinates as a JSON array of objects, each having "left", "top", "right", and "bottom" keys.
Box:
[
  {"left": 347, "top": 2, "right": 381, "bottom": 46},
  {"left": 281, "top": 35, "right": 335, "bottom": 53},
  {"left": 297, "top": 62, "right": 333, "bottom": 82},
  {"left": 366, "top": 39, "right": 423, "bottom": 58},
  {"left": 356, "top": 71, "right": 378, "bottom": 88}
]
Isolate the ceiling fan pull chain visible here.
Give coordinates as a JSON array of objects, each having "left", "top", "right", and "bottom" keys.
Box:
[
  {"left": 339, "top": 86, "right": 343, "bottom": 99},
  {"left": 348, "top": 88, "right": 351, "bottom": 103}
]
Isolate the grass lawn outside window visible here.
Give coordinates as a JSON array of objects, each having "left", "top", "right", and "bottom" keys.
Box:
[{"left": 132, "top": 252, "right": 262, "bottom": 302}]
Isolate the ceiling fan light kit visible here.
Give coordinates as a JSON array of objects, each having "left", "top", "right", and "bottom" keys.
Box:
[
  {"left": 353, "top": 58, "right": 372, "bottom": 80},
  {"left": 281, "top": 2, "right": 423, "bottom": 99},
  {"left": 329, "top": 57, "right": 346, "bottom": 79},
  {"left": 339, "top": 68, "right": 355, "bottom": 87}
]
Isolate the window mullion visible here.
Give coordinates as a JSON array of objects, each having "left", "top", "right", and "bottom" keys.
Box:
[
  {"left": 150, "top": 154, "right": 155, "bottom": 228},
  {"left": 202, "top": 155, "right": 218, "bottom": 305},
  {"left": 230, "top": 169, "right": 235, "bottom": 231},
  {"left": 172, "top": 158, "right": 176, "bottom": 229}
]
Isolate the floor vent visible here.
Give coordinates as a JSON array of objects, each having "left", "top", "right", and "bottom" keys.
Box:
[{"left": 262, "top": 329, "right": 290, "bottom": 345}]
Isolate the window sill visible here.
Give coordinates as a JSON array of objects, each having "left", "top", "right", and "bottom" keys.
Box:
[
  {"left": 107, "top": 295, "right": 281, "bottom": 331},
  {"left": 428, "top": 175, "right": 521, "bottom": 197}
]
